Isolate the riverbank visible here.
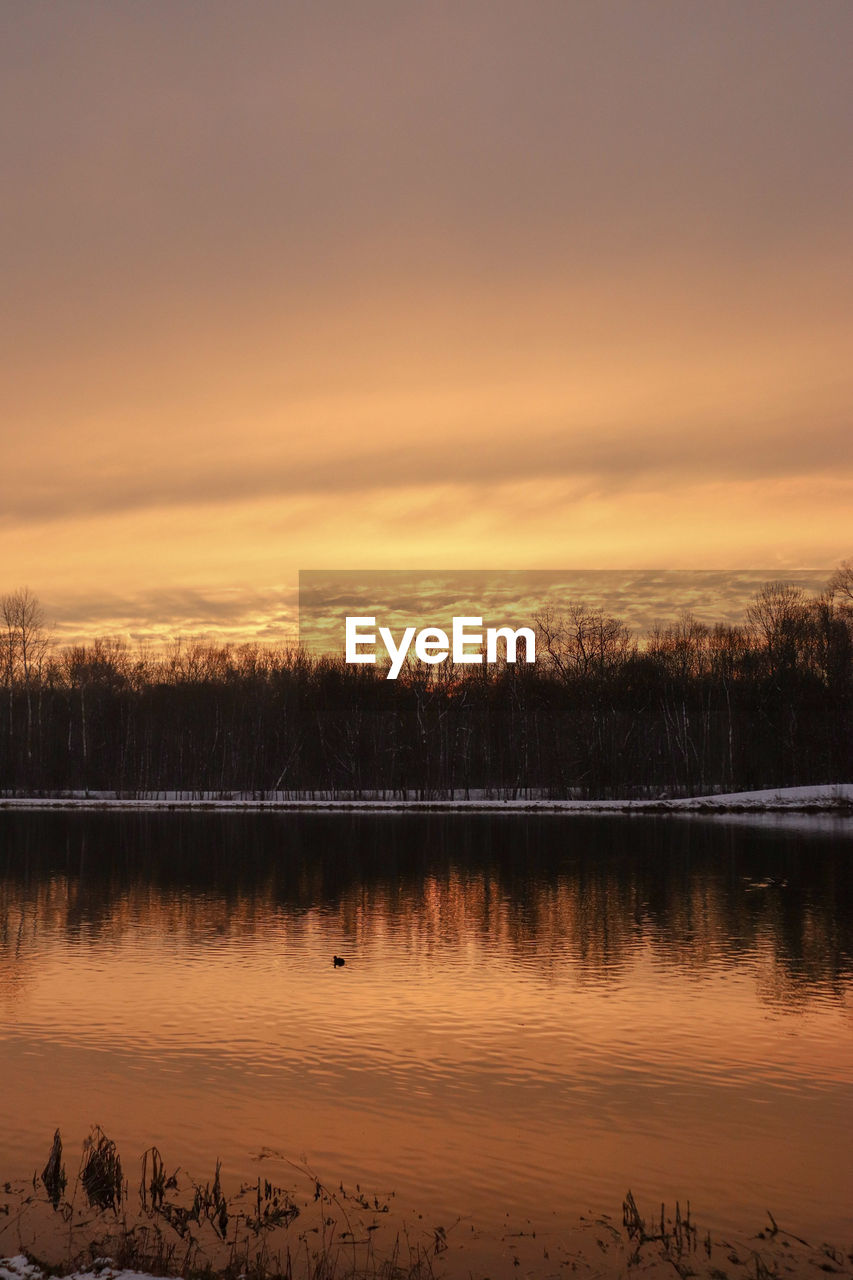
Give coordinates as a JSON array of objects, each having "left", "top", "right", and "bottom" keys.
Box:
[
  {"left": 3, "top": 1136, "right": 851, "bottom": 1280},
  {"left": 1, "top": 784, "right": 851, "bottom": 814}
]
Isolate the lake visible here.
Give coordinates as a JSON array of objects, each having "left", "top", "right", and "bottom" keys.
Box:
[{"left": 1, "top": 811, "right": 851, "bottom": 1272}]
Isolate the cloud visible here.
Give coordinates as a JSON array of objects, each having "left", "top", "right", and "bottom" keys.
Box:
[
  {"left": 298, "top": 569, "right": 835, "bottom": 655},
  {"left": 45, "top": 585, "right": 299, "bottom": 645},
  {"left": 2, "top": 1, "right": 850, "bottom": 623},
  {"left": 2, "top": 410, "right": 850, "bottom": 529},
  {"left": 40, "top": 569, "right": 837, "bottom": 651}
]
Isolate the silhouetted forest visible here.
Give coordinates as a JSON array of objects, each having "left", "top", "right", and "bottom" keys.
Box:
[{"left": 1, "top": 573, "right": 852, "bottom": 797}]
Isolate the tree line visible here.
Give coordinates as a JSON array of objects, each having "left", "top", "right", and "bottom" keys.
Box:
[{"left": 1, "top": 570, "right": 852, "bottom": 798}]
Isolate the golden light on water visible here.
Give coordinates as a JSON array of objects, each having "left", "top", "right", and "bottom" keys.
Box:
[{"left": 2, "top": 814, "right": 852, "bottom": 1251}]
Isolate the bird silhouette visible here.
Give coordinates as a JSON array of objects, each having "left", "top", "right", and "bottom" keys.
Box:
[{"left": 333, "top": 955, "right": 346, "bottom": 967}]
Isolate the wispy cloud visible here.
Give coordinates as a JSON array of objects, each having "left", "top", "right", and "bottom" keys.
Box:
[{"left": 2, "top": 410, "right": 850, "bottom": 527}]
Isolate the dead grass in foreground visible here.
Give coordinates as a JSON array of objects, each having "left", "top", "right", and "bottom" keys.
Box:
[{"left": 1, "top": 1128, "right": 851, "bottom": 1279}]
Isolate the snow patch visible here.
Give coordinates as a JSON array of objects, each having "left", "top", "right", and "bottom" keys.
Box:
[
  {"left": 0, "top": 784, "right": 851, "bottom": 814},
  {"left": 0, "top": 1261, "right": 170, "bottom": 1280}
]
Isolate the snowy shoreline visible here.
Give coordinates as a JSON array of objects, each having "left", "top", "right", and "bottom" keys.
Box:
[
  {"left": 1, "top": 1262, "right": 161, "bottom": 1280},
  {"left": 0, "top": 784, "right": 851, "bottom": 815}
]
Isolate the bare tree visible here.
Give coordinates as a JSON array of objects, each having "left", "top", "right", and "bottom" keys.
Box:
[
  {"left": 746, "top": 582, "right": 809, "bottom": 673},
  {"left": 536, "top": 602, "right": 634, "bottom": 681},
  {"left": 1, "top": 595, "right": 17, "bottom": 748},
  {"left": 827, "top": 559, "right": 853, "bottom": 604},
  {"left": 647, "top": 611, "right": 711, "bottom": 680},
  {"left": 1, "top": 588, "right": 50, "bottom": 763}
]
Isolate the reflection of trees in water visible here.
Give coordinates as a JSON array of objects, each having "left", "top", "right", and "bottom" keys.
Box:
[
  {"left": 1, "top": 813, "right": 851, "bottom": 1004},
  {"left": 0, "top": 898, "right": 35, "bottom": 1009}
]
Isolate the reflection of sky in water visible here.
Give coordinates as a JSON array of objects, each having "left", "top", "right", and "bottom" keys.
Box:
[
  {"left": 299, "top": 569, "right": 830, "bottom": 654},
  {"left": 1, "top": 812, "right": 851, "bottom": 1244}
]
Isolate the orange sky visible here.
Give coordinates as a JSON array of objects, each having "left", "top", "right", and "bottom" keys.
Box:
[{"left": 2, "top": 2, "right": 851, "bottom": 644}]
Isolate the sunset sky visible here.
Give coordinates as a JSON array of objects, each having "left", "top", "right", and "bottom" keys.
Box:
[{"left": 3, "top": 2, "right": 851, "bottom": 644}]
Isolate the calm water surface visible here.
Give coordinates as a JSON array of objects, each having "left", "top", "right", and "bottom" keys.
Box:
[{"left": 1, "top": 812, "right": 851, "bottom": 1247}]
